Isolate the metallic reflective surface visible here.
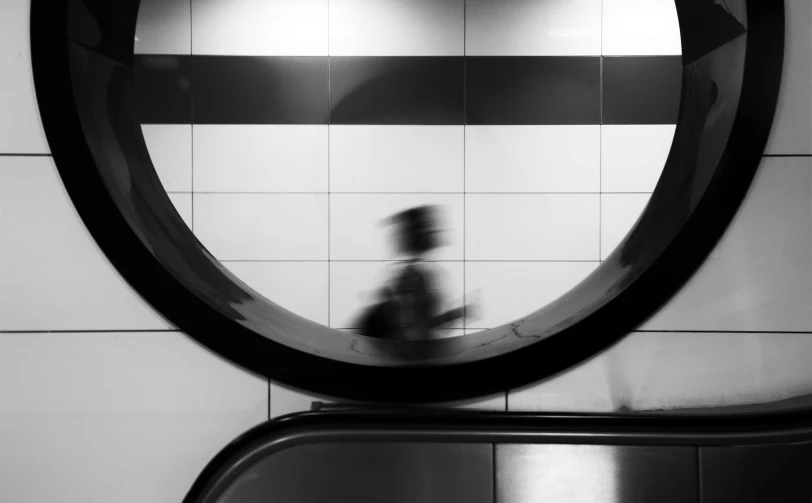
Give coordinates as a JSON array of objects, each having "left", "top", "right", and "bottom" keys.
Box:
[
  {"left": 215, "top": 442, "right": 492, "bottom": 503},
  {"left": 183, "top": 409, "right": 812, "bottom": 503},
  {"left": 497, "top": 444, "right": 696, "bottom": 503},
  {"left": 31, "top": 0, "right": 785, "bottom": 400}
]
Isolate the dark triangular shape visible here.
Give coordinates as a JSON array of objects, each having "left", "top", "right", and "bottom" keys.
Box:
[{"left": 674, "top": 0, "right": 747, "bottom": 66}]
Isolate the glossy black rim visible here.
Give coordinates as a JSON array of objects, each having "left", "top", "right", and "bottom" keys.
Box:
[
  {"left": 31, "top": 0, "right": 784, "bottom": 401},
  {"left": 183, "top": 407, "right": 812, "bottom": 502}
]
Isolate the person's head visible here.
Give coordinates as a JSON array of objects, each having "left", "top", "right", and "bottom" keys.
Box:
[{"left": 389, "top": 205, "right": 441, "bottom": 257}]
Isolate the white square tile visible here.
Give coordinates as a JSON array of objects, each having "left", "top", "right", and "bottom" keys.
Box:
[
  {"left": 330, "top": 194, "right": 464, "bottom": 261},
  {"left": 0, "top": 332, "right": 267, "bottom": 503},
  {"left": 329, "top": 0, "right": 464, "bottom": 56},
  {"left": 0, "top": 157, "right": 170, "bottom": 331},
  {"left": 0, "top": 0, "right": 50, "bottom": 153},
  {"left": 135, "top": 0, "right": 192, "bottom": 55},
  {"left": 465, "top": 262, "right": 599, "bottom": 330},
  {"left": 167, "top": 193, "right": 193, "bottom": 228},
  {"left": 192, "top": 0, "right": 328, "bottom": 56},
  {"left": 141, "top": 124, "right": 192, "bottom": 192},
  {"left": 465, "top": 126, "right": 600, "bottom": 193},
  {"left": 600, "top": 193, "right": 650, "bottom": 260},
  {"left": 330, "top": 261, "right": 464, "bottom": 329},
  {"left": 194, "top": 193, "right": 328, "bottom": 260},
  {"left": 223, "top": 261, "right": 329, "bottom": 325},
  {"left": 330, "top": 126, "right": 463, "bottom": 193},
  {"left": 602, "top": 0, "right": 682, "bottom": 56},
  {"left": 508, "top": 353, "right": 618, "bottom": 412},
  {"left": 466, "top": 0, "right": 602, "bottom": 56},
  {"left": 642, "top": 157, "right": 812, "bottom": 332},
  {"left": 765, "top": 0, "right": 812, "bottom": 155},
  {"left": 466, "top": 194, "right": 600, "bottom": 261},
  {"left": 601, "top": 125, "right": 675, "bottom": 193},
  {"left": 193, "top": 125, "right": 328, "bottom": 193}
]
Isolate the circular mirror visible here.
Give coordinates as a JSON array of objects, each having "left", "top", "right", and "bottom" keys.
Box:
[{"left": 32, "top": 0, "right": 783, "bottom": 400}]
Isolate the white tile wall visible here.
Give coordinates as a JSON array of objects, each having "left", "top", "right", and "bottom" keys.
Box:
[
  {"left": 600, "top": 193, "right": 651, "bottom": 261},
  {"left": 193, "top": 125, "right": 328, "bottom": 193},
  {"left": 0, "top": 157, "right": 171, "bottom": 330},
  {"left": 330, "top": 126, "right": 464, "bottom": 193},
  {"left": 601, "top": 0, "right": 682, "bottom": 56},
  {"left": 0, "top": 332, "right": 267, "bottom": 503},
  {"left": 167, "top": 192, "right": 193, "bottom": 228},
  {"left": 224, "top": 261, "right": 330, "bottom": 325},
  {"left": 465, "top": 261, "right": 599, "bottom": 329},
  {"left": 330, "top": 194, "right": 464, "bottom": 261},
  {"left": 466, "top": 194, "right": 600, "bottom": 261},
  {"left": 764, "top": 0, "right": 812, "bottom": 155},
  {"left": 0, "top": 0, "right": 49, "bottom": 153},
  {"left": 269, "top": 381, "right": 506, "bottom": 418},
  {"left": 600, "top": 125, "right": 675, "bottom": 193},
  {"left": 191, "top": 0, "right": 328, "bottom": 56},
  {"left": 193, "top": 193, "right": 329, "bottom": 260},
  {"left": 135, "top": 0, "right": 192, "bottom": 55},
  {"left": 329, "top": 0, "right": 464, "bottom": 56},
  {"left": 330, "top": 261, "right": 465, "bottom": 328},
  {"left": 642, "top": 157, "right": 812, "bottom": 332},
  {"left": 466, "top": 126, "right": 600, "bottom": 193},
  {"left": 465, "top": 0, "right": 602, "bottom": 56},
  {"left": 142, "top": 124, "right": 193, "bottom": 193}
]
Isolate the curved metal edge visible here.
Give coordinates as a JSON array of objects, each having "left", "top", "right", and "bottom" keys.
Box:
[
  {"left": 31, "top": 0, "right": 786, "bottom": 402},
  {"left": 183, "top": 407, "right": 812, "bottom": 502}
]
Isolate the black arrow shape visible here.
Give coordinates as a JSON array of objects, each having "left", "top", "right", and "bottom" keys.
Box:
[{"left": 675, "top": 0, "right": 747, "bottom": 66}]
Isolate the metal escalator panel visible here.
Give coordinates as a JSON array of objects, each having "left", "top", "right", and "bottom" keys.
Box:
[
  {"left": 213, "top": 442, "right": 493, "bottom": 503},
  {"left": 496, "top": 444, "right": 697, "bottom": 503}
]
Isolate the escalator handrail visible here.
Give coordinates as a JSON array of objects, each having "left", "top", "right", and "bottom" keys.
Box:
[{"left": 183, "top": 406, "right": 812, "bottom": 502}]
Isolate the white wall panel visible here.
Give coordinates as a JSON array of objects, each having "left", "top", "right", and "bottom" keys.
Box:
[
  {"left": 141, "top": 124, "right": 192, "bottom": 193},
  {"left": 466, "top": 0, "right": 602, "bottom": 56},
  {"left": 510, "top": 331, "right": 812, "bottom": 412},
  {"left": 0, "top": 332, "right": 266, "bottom": 503},
  {"left": 270, "top": 381, "right": 505, "bottom": 418},
  {"left": 601, "top": 0, "right": 682, "bottom": 56},
  {"left": 329, "top": 261, "right": 464, "bottom": 329},
  {"left": 194, "top": 125, "right": 328, "bottom": 193},
  {"left": 0, "top": 157, "right": 170, "bottom": 331},
  {"left": 329, "top": 0, "right": 464, "bottom": 56},
  {"left": 764, "top": 0, "right": 812, "bottom": 155},
  {"left": 465, "top": 262, "right": 598, "bottom": 330},
  {"left": 167, "top": 193, "right": 193, "bottom": 228},
  {"left": 600, "top": 193, "right": 650, "bottom": 260},
  {"left": 642, "top": 157, "right": 812, "bottom": 331},
  {"left": 466, "top": 194, "right": 599, "bottom": 261},
  {"left": 330, "top": 194, "right": 464, "bottom": 261},
  {"left": 135, "top": 0, "right": 192, "bottom": 55},
  {"left": 601, "top": 125, "right": 675, "bottom": 193},
  {"left": 194, "top": 193, "right": 328, "bottom": 260},
  {"left": 466, "top": 126, "right": 600, "bottom": 193},
  {"left": 330, "top": 126, "right": 463, "bottom": 193},
  {"left": 223, "top": 261, "right": 329, "bottom": 325},
  {"left": 192, "top": 0, "right": 328, "bottom": 56},
  {"left": 0, "top": 0, "right": 49, "bottom": 153}
]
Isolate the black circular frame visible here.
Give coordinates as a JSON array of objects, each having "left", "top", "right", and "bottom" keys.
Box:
[{"left": 31, "top": 0, "right": 784, "bottom": 401}]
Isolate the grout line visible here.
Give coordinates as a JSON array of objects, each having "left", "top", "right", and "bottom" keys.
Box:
[
  {"left": 463, "top": 0, "right": 467, "bottom": 333},
  {"left": 0, "top": 153, "right": 52, "bottom": 157},
  {"left": 763, "top": 154, "right": 812, "bottom": 157},
  {"left": 217, "top": 259, "right": 603, "bottom": 263},
  {"left": 172, "top": 191, "right": 652, "bottom": 195},
  {"left": 0, "top": 329, "right": 183, "bottom": 334},
  {"left": 327, "top": 0, "right": 332, "bottom": 328}
]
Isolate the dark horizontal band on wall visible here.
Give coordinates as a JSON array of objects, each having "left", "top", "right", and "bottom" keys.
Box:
[{"left": 134, "top": 55, "right": 682, "bottom": 126}]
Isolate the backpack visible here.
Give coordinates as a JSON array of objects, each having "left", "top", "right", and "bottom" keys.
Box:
[{"left": 358, "top": 264, "right": 429, "bottom": 339}]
